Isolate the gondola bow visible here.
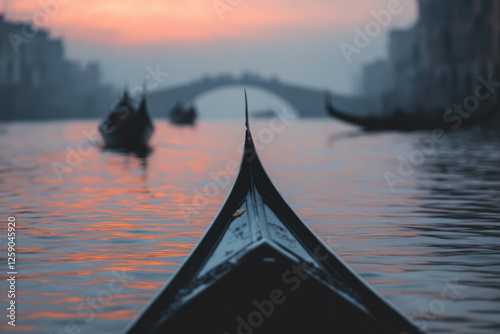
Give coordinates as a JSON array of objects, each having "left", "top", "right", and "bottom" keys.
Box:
[{"left": 124, "top": 92, "right": 424, "bottom": 334}]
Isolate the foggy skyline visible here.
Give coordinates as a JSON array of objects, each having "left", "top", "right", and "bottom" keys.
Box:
[{"left": 1, "top": 0, "right": 417, "bottom": 97}]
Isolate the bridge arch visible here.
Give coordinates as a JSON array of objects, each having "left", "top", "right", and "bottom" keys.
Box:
[
  {"left": 147, "top": 75, "right": 368, "bottom": 118},
  {"left": 191, "top": 84, "right": 299, "bottom": 118}
]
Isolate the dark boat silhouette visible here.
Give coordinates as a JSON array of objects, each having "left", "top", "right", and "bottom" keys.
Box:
[
  {"left": 99, "top": 91, "right": 154, "bottom": 149},
  {"left": 325, "top": 91, "right": 499, "bottom": 131},
  {"left": 124, "top": 92, "right": 424, "bottom": 334},
  {"left": 169, "top": 103, "right": 196, "bottom": 126}
]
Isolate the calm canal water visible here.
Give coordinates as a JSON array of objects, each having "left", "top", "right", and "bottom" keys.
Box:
[{"left": 0, "top": 119, "right": 499, "bottom": 334}]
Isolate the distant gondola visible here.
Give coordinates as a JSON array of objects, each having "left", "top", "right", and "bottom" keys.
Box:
[
  {"left": 99, "top": 91, "right": 154, "bottom": 149},
  {"left": 169, "top": 103, "right": 196, "bottom": 126},
  {"left": 123, "top": 92, "right": 424, "bottom": 334},
  {"left": 325, "top": 91, "right": 500, "bottom": 131}
]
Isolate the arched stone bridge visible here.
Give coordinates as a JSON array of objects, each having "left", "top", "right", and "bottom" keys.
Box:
[{"left": 147, "top": 74, "right": 373, "bottom": 118}]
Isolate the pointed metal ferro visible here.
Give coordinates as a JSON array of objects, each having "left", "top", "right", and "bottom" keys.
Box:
[
  {"left": 243, "top": 90, "right": 256, "bottom": 160},
  {"left": 244, "top": 89, "right": 249, "bottom": 129}
]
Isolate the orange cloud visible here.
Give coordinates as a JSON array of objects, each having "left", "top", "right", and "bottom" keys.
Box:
[{"left": 3, "top": 0, "right": 415, "bottom": 45}]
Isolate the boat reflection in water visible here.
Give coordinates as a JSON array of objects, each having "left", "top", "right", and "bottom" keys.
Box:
[
  {"left": 124, "top": 92, "right": 423, "bottom": 334},
  {"left": 101, "top": 145, "right": 152, "bottom": 171}
]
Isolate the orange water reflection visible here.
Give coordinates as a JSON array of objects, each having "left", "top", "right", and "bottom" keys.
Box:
[{"left": 1, "top": 121, "right": 499, "bottom": 334}]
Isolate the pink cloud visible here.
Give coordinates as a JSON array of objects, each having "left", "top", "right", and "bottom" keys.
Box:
[{"left": 2, "top": 0, "right": 416, "bottom": 45}]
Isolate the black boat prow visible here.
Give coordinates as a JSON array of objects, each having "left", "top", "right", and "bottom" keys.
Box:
[
  {"left": 99, "top": 90, "right": 154, "bottom": 149},
  {"left": 124, "top": 92, "right": 424, "bottom": 334}
]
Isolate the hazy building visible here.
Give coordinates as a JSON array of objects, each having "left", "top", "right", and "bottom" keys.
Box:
[
  {"left": 0, "top": 14, "right": 113, "bottom": 120},
  {"left": 362, "top": 59, "right": 391, "bottom": 97},
  {"left": 362, "top": 0, "right": 500, "bottom": 113},
  {"left": 388, "top": 27, "right": 423, "bottom": 111}
]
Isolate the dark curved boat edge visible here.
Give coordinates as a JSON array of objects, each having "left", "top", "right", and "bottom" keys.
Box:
[{"left": 325, "top": 91, "right": 500, "bottom": 132}]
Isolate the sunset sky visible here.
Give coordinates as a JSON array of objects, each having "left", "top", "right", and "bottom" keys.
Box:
[{"left": 1, "top": 0, "right": 417, "bottom": 114}]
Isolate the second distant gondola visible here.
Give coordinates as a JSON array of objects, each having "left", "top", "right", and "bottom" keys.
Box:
[{"left": 169, "top": 103, "right": 196, "bottom": 126}]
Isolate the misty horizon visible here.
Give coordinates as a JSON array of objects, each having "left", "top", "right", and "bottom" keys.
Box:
[{"left": 0, "top": 0, "right": 417, "bottom": 97}]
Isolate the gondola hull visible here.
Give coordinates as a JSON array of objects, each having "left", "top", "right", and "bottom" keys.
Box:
[
  {"left": 169, "top": 103, "right": 197, "bottom": 126},
  {"left": 99, "top": 98, "right": 154, "bottom": 149},
  {"left": 124, "top": 93, "right": 424, "bottom": 334},
  {"left": 99, "top": 115, "right": 153, "bottom": 148},
  {"left": 325, "top": 99, "right": 442, "bottom": 131},
  {"left": 136, "top": 243, "right": 418, "bottom": 334},
  {"left": 169, "top": 116, "right": 195, "bottom": 126},
  {"left": 325, "top": 93, "right": 500, "bottom": 131}
]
